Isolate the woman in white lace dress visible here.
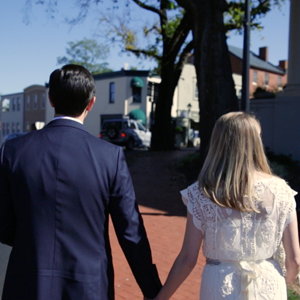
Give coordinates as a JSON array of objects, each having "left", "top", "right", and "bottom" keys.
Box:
[{"left": 153, "top": 112, "right": 300, "bottom": 300}]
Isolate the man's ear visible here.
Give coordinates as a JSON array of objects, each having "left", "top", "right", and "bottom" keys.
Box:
[
  {"left": 48, "top": 93, "right": 54, "bottom": 108},
  {"left": 86, "top": 96, "right": 96, "bottom": 112}
]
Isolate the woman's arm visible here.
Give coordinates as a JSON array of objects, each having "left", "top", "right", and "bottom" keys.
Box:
[
  {"left": 154, "top": 200, "right": 203, "bottom": 300},
  {"left": 282, "top": 214, "right": 300, "bottom": 283}
]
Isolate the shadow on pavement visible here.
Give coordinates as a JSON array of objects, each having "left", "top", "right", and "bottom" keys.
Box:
[{"left": 125, "top": 149, "right": 198, "bottom": 217}]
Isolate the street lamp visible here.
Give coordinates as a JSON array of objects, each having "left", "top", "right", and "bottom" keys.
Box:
[
  {"left": 187, "top": 103, "right": 192, "bottom": 118},
  {"left": 241, "top": 0, "right": 250, "bottom": 112}
]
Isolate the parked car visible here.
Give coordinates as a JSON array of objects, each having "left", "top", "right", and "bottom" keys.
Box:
[{"left": 99, "top": 119, "right": 151, "bottom": 150}]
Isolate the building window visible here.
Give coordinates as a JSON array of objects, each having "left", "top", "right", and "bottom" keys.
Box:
[
  {"left": 33, "top": 95, "right": 38, "bottom": 110},
  {"left": 194, "top": 81, "right": 198, "bottom": 100},
  {"left": 17, "top": 97, "right": 20, "bottom": 111},
  {"left": 16, "top": 122, "right": 20, "bottom": 133},
  {"left": 132, "top": 87, "right": 142, "bottom": 103},
  {"left": 253, "top": 71, "right": 258, "bottom": 84},
  {"left": 12, "top": 123, "right": 15, "bottom": 134},
  {"left": 12, "top": 98, "right": 16, "bottom": 111},
  {"left": 26, "top": 96, "right": 30, "bottom": 110},
  {"left": 6, "top": 123, "right": 10, "bottom": 135},
  {"left": 147, "top": 82, "right": 159, "bottom": 103},
  {"left": 131, "top": 76, "right": 143, "bottom": 103},
  {"left": 109, "top": 82, "right": 115, "bottom": 103},
  {"left": 2, "top": 123, "right": 5, "bottom": 136},
  {"left": 236, "top": 89, "right": 242, "bottom": 99},
  {"left": 2, "top": 98, "right": 10, "bottom": 112},
  {"left": 26, "top": 122, "right": 30, "bottom": 132},
  {"left": 264, "top": 73, "right": 269, "bottom": 86},
  {"left": 278, "top": 76, "right": 282, "bottom": 87},
  {"left": 41, "top": 93, "right": 46, "bottom": 109}
]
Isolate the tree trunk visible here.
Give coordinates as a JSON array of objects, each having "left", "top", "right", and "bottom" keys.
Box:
[
  {"left": 151, "top": 60, "right": 177, "bottom": 151},
  {"left": 180, "top": 0, "right": 238, "bottom": 166}
]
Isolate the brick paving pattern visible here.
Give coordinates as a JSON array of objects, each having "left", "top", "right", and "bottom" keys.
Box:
[
  {"left": 109, "top": 206, "right": 206, "bottom": 300},
  {"left": 110, "top": 150, "right": 206, "bottom": 300}
]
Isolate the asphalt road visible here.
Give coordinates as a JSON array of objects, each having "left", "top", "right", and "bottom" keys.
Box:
[{"left": 0, "top": 243, "right": 11, "bottom": 299}]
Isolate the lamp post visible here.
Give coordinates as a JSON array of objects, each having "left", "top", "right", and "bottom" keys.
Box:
[
  {"left": 187, "top": 103, "right": 192, "bottom": 118},
  {"left": 241, "top": 0, "right": 250, "bottom": 112}
]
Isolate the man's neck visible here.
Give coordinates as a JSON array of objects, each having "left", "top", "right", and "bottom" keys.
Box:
[
  {"left": 54, "top": 112, "right": 87, "bottom": 124},
  {"left": 53, "top": 114, "right": 85, "bottom": 124}
]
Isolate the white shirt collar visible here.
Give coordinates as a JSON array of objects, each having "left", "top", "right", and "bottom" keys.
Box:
[{"left": 52, "top": 116, "right": 83, "bottom": 124}]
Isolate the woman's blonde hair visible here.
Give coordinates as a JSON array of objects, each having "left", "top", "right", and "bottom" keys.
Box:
[{"left": 198, "top": 112, "right": 272, "bottom": 212}]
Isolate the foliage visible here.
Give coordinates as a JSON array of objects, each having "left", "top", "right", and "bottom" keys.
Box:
[
  {"left": 23, "top": 0, "right": 287, "bottom": 70},
  {"left": 23, "top": 0, "right": 287, "bottom": 152},
  {"left": 95, "top": 1, "right": 189, "bottom": 75},
  {"left": 266, "top": 149, "right": 300, "bottom": 203},
  {"left": 175, "top": 152, "right": 201, "bottom": 185},
  {"left": 253, "top": 86, "right": 276, "bottom": 99},
  {"left": 57, "top": 38, "right": 112, "bottom": 75},
  {"left": 225, "top": 0, "right": 285, "bottom": 33},
  {"left": 176, "top": 148, "right": 300, "bottom": 206},
  {"left": 174, "top": 126, "right": 183, "bottom": 133},
  {"left": 288, "top": 287, "right": 300, "bottom": 300}
]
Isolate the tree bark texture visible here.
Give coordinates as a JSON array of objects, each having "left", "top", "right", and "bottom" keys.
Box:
[
  {"left": 177, "top": 0, "right": 238, "bottom": 166},
  {"left": 151, "top": 60, "right": 177, "bottom": 151},
  {"left": 150, "top": 10, "right": 192, "bottom": 151}
]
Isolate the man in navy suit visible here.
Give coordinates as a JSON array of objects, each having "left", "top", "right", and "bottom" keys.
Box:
[{"left": 0, "top": 64, "right": 161, "bottom": 300}]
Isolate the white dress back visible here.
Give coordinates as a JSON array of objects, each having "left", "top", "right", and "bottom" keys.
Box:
[{"left": 181, "top": 176, "right": 297, "bottom": 299}]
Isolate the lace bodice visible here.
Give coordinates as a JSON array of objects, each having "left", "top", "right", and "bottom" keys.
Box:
[{"left": 181, "top": 177, "right": 297, "bottom": 261}]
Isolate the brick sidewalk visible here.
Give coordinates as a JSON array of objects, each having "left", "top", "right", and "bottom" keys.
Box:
[{"left": 109, "top": 205, "right": 206, "bottom": 300}]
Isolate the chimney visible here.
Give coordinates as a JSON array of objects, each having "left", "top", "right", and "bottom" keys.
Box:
[
  {"left": 279, "top": 60, "right": 288, "bottom": 71},
  {"left": 259, "top": 47, "right": 268, "bottom": 61}
]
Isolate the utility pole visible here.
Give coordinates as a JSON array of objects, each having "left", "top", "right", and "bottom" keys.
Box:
[{"left": 241, "top": 0, "right": 250, "bottom": 112}]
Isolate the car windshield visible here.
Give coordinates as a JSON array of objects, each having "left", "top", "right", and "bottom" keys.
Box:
[
  {"left": 137, "top": 123, "right": 146, "bottom": 131},
  {"left": 102, "top": 121, "right": 122, "bottom": 130}
]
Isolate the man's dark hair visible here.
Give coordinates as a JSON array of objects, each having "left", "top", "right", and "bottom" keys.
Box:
[{"left": 49, "top": 64, "right": 96, "bottom": 117}]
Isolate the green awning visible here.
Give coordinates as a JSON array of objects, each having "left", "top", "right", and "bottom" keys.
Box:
[
  {"left": 131, "top": 76, "right": 144, "bottom": 88},
  {"left": 128, "top": 109, "right": 146, "bottom": 125}
]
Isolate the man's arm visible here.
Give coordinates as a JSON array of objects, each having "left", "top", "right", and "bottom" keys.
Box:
[
  {"left": 0, "top": 144, "right": 16, "bottom": 246},
  {"left": 109, "top": 148, "right": 162, "bottom": 299}
]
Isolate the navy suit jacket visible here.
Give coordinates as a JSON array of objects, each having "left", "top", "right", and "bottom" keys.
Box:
[{"left": 0, "top": 119, "right": 161, "bottom": 300}]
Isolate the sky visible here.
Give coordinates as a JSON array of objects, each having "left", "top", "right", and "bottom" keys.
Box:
[{"left": 0, "top": 1, "right": 291, "bottom": 95}]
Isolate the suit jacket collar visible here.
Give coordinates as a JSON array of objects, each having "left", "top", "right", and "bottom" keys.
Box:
[{"left": 45, "top": 118, "right": 88, "bottom": 133}]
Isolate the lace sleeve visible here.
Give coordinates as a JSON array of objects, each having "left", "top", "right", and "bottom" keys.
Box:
[
  {"left": 284, "top": 183, "right": 297, "bottom": 227},
  {"left": 180, "top": 182, "right": 205, "bottom": 233}
]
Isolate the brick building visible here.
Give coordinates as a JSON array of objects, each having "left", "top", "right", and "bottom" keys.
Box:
[{"left": 229, "top": 45, "right": 287, "bottom": 98}]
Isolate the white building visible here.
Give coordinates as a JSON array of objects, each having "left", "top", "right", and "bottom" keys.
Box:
[
  {"left": 85, "top": 66, "right": 201, "bottom": 138},
  {"left": 0, "top": 92, "right": 24, "bottom": 144},
  {"left": 0, "top": 62, "right": 244, "bottom": 143},
  {"left": 251, "top": 0, "right": 300, "bottom": 161},
  {"left": 172, "top": 64, "right": 199, "bottom": 122}
]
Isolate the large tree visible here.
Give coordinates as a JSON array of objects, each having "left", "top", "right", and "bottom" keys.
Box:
[
  {"left": 23, "top": 0, "right": 193, "bottom": 150},
  {"left": 175, "top": 0, "right": 238, "bottom": 166},
  {"left": 175, "top": 0, "right": 285, "bottom": 165},
  {"left": 24, "top": 0, "right": 286, "bottom": 154},
  {"left": 96, "top": 1, "right": 193, "bottom": 150}
]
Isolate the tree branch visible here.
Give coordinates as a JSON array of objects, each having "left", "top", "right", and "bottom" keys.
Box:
[
  {"left": 167, "top": 12, "right": 191, "bottom": 54},
  {"left": 173, "top": 40, "right": 194, "bottom": 89},
  {"left": 174, "top": 0, "right": 194, "bottom": 11},
  {"left": 131, "top": 0, "right": 166, "bottom": 20},
  {"left": 125, "top": 47, "right": 162, "bottom": 61}
]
